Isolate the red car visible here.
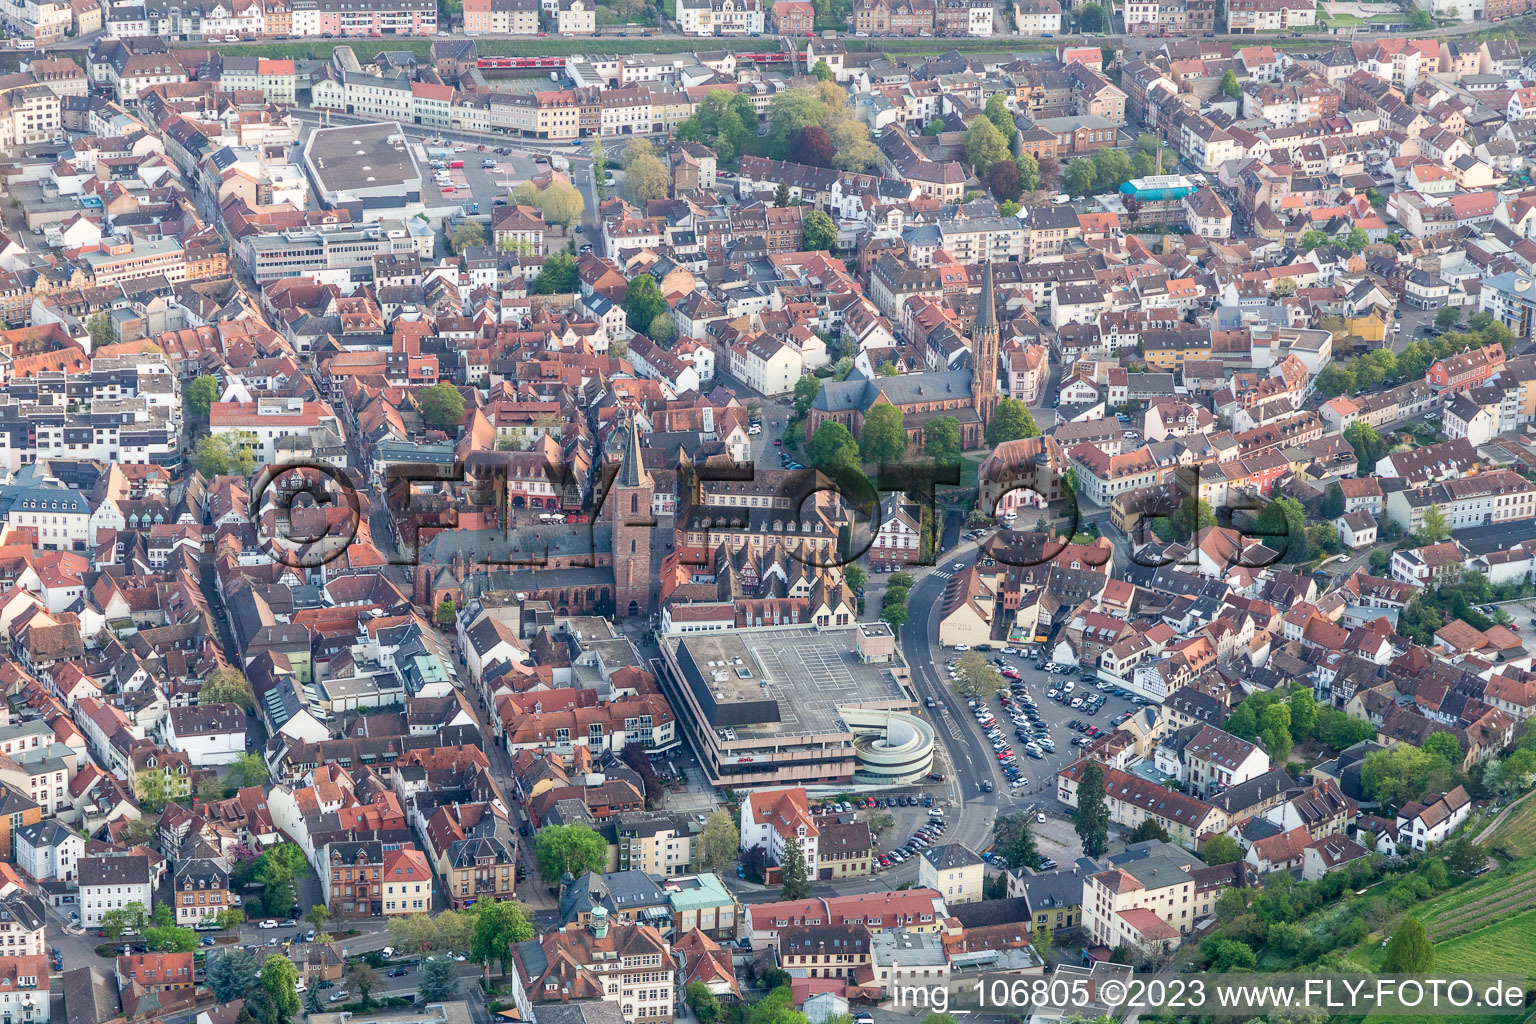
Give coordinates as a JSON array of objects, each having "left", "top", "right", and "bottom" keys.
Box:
[{"left": 773, "top": 439, "right": 782, "bottom": 446}]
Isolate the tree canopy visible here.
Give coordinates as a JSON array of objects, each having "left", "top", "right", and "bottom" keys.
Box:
[
  {"left": 417, "top": 382, "right": 466, "bottom": 432},
  {"left": 859, "top": 404, "right": 906, "bottom": 465},
  {"left": 985, "top": 397, "right": 1040, "bottom": 446},
  {"left": 534, "top": 824, "right": 608, "bottom": 883}
]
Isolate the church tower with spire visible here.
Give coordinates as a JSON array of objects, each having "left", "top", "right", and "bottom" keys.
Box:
[
  {"left": 610, "top": 411, "right": 654, "bottom": 619},
  {"left": 971, "top": 260, "right": 1001, "bottom": 427}
]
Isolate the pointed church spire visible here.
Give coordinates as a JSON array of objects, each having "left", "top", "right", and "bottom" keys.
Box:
[
  {"left": 978, "top": 259, "right": 998, "bottom": 336},
  {"left": 616, "top": 408, "right": 651, "bottom": 490},
  {"left": 971, "top": 262, "right": 1001, "bottom": 428}
]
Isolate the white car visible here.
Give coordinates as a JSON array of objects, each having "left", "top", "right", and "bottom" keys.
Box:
[
  {"left": 952, "top": 563, "right": 965, "bottom": 571},
  {"left": 1036, "top": 812, "right": 1047, "bottom": 824},
  {"left": 258, "top": 920, "right": 279, "bottom": 929},
  {"left": 953, "top": 644, "right": 970, "bottom": 652}
]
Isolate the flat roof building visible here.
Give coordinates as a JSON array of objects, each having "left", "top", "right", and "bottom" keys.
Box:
[
  {"left": 302, "top": 122, "right": 422, "bottom": 213},
  {"left": 659, "top": 624, "right": 933, "bottom": 790}
]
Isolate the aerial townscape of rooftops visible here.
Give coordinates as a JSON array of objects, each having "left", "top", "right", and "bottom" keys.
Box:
[{"left": 0, "top": 8, "right": 1534, "bottom": 1024}]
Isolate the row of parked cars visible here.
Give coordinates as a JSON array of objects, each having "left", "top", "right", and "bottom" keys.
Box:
[{"left": 878, "top": 809, "right": 947, "bottom": 869}]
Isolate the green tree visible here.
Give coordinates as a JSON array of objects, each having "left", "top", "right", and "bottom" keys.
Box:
[
  {"left": 1361, "top": 745, "right": 1453, "bottom": 807},
  {"left": 1090, "top": 147, "right": 1134, "bottom": 190},
  {"left": 534, "top": 251, "right": 578, "bottom": 294},
  {"left": 766, "top": 88, "right": 829, "bottom": 158},
  {"left": 811, "top": 59, "right": 833, "bottom": 82},
  {"left": 984, "top": 92, "right": 1016, "bottom": 142},
  {"left": 1202, "top": 834, "right": 1243, "bottom": 866},
  {"left": 1260, "top": 699, "right": 1294, "bottom": 762},
  {"left": 1344, "top": 420, "right": 1388, "bottom": 470},
  {"left": 807, "top": 420, "right": 861, "bottom": 470},
  {"left": 985, "top": 397, "right": 1039, "bottom": 445},
  {"left": 793, "top": 374, "right": 823, "bottom": 417},
  {"left": 1409, "top": 5, "right": 1433, "bottom": 28},
  {"left": 775, "top": 181, "right": 791, "bottom": 207},
  {"left": 1154, "top": 495, "right": 1215, "bottom": 543},
  {"left": 186, "top": 375, "right": 219, "bottom": 423},
  {"left": 992, "top": 811, "right": 1042, "bottom": 869},
  {"left": 965, "top": 116, "right": 1009, "bottom": 175},
  {"left": 685, "top": 983, "right": 722, "bottom": 1024},
  {"left": 1254, "top": 497, "right": 1309, "bottom": 564},
  {"left": 87, "top": 310, "right": 113, "bottom": 348},
  {"left": 1382, "top": 916, "right": 1435, "bottom": 973},
  {"left": 1220, "top": 69, "right": 1241, "bottom": 101},
  {"left": 101, "top": 902, "right": 147, "bottom": 940},
  {"left": 540, "top": 181, "right": 586, "bottom": 228},
  {"left": 534, "top": 824, "right": 608, "bottom": 883},
  {"left": 1205, "top": 937, "right": 1257, "bottom": 971},
  {"left": 1312, "top": 363, "right": 1355, "bottom": 399},
  {"left": 306, "top": 905, "right": 330, "bottom": 931},
  {"left": 471, "top": 899, "right": 536, "bottom": 976},
  {"left": 200, "top": 667, "right": 255, "bottom": 710},
  {"left": 346, "top": 962, "right": 379, "bottom": 1008},
  {"left": 646, "top": 312, "right": 677, "bottom": 346},
  {"left": 260, "top": 955, "right": 301, "bottom": 1024},
  {"left": 801, "top": 209, "right": 836, "bottom": 252},
  {"left": 1288, "top": 688, "right": 1319, "bottom": 739},
  {"left": 1299, "top": 229, "right": 1330, "bottom": 251},
  {"left": 1321, "top": 482, "right": 1346, "bottom": 519},
  {"left": 624, "top": 151, "right": 671, "bottom": 203},
  {"left": 623, "top": 274, "right": 668, "bottom": 334},
  {"left": 193, "top": 432, "right": 258, "bottom": 477},
  {"left": 135, "top": 769, "right": 169, "bottom": 813},
  {"left": 452, "top": 220, "right": 485, "bottom": 253},
  {"left": 229, "top": 752, "right": 270, "bottom": 788},
  {"left": 420, "top": 957, "right": 460, "bottom": 1002},
  {"left": 924, "top": 117, "right": 946, "bottom": 135},
  {"left": 1345, "top": 227, "right": 1369, "bottom": 253},
  {"left": 1076, "top": 0, "right": 1105, "bottom": 29},
  {"left": 216, "top": 907, "right": 244, "bottom": 931},
  {"left": 1420, "top": 503, "right": 1450, "bottom": 544},
  {"left": 1063, "top": 159, "right": 1097, "bottom": 196},
  {"left": 698, "top": 809, "right": 740, "bottom": 873},
  {"left": 1073, "top": 760, "right": 1110, "bottom": 858},
  {"left": 1432, "top": 305, "right": 1460, "bottom": 331},
  {"left": 207, "top": 947, "right": 259, "bottom": 1002},
  {"left": 1129, "top": 819, "right": 1170, "bottom": 843},
  {"left": 859, "top": 404, "right": 906, "bottom": 465},
  {"left": 1272, "top": 276, "right": 1298, "bottom": 297},
  {"left": 145, "top": 925, "right": 199, "bottom": 953},
  {"left": 436, "top": 596, "right": 457, "bottom": 628},
  {"left": 1015, "top": 152, "right": 1040, "bottom": 192},
  {"left": 1424, "top": 731, "right": 1464, "bottom": 766},
  {"left": 923, "top": 416, "right": 963, "bottom": 464},
  {"left": 1033, "top": 921, "right": 1053, "bottom": 956},
  {"left": 417, "top": 382, "right": 466, "bottom": 432},
  {"left": 955, "top": 651, "right": 1006, "bottom": 698},
  {"left": 779, "top": 839, "right": 812, "bottom": 900}
]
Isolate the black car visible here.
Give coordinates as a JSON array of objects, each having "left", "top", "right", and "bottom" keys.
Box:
[{"left": 387, "top": 969, "right": 409, "bottom": 978}]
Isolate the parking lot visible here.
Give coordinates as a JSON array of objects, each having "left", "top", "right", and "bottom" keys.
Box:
[
  {"left": 422, "top": 141, "right": 539, "bottom": 215},
  {"left": 931, "top": 644, "right": 1153, "bottom": 861}
]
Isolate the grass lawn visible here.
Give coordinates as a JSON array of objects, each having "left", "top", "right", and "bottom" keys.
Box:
[
  {"left": 1322, "top": 11, "right": 1366, "bottom": 23},
  {"left": 1489, "top": 792, "right": 1536, "bottom": 858},
  {"left": 1436, "top": 907, "right": 1536, "bottom": 974}
]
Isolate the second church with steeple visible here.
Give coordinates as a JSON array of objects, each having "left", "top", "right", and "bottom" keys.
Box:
[{"left": 805, "top": 262, "right": 1005, "bottom": 451}]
